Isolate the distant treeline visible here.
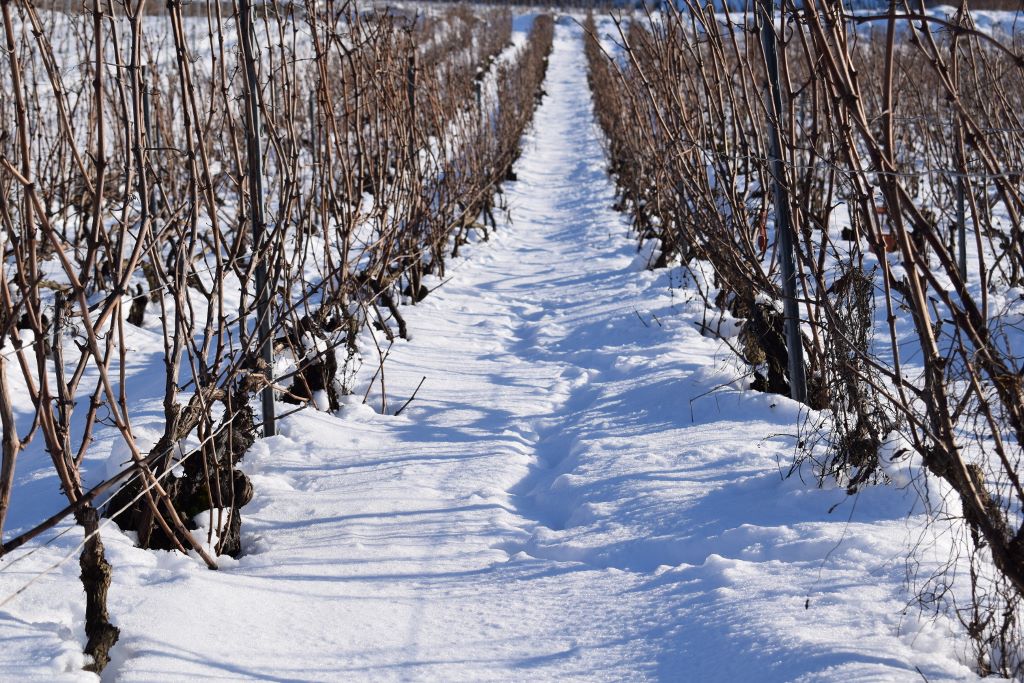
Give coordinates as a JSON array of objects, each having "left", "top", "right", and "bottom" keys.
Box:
[
  {"left": 402, "top": 0, "right": 1023, "bottom": 11},
  {"left": 33, "top": 0, "right": 1020, "bottom": 18}
]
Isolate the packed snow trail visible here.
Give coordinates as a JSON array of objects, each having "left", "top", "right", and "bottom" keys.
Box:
[{"left": 0, "top": 20, "right": 978, "bottom": 682}]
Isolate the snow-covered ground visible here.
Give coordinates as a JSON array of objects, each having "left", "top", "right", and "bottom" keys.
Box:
[{"left": 0, "top": 20, "right": 983, "bottom": 682}]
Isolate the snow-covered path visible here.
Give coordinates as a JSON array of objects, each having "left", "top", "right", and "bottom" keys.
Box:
[
  {"left": 0, "top": 21, "right": 979, "bottom": 682},
  {"left": 104, "top": 23, "right": 663, "bottom": 681},
  {"left": 97, "top": 23, "right": 655, "bottom": 681}
]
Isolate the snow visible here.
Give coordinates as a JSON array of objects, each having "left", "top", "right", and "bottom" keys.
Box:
[{"left": 0, "top": 18, "right": 984, "bottom": 682}]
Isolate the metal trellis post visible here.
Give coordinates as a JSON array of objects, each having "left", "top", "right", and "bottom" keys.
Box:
[
  {"left": 758, "top": 0, "right": 807, "bottom": 404},
  {"left": 240, "top": 0, "right": 275, "bottom": 437}
]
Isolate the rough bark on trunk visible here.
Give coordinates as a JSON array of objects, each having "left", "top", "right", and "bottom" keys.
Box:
[{"left": 77, "top": 506, "right": 119, "bottom": 673}]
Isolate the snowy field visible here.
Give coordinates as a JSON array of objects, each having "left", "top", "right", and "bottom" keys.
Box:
[{"left": 0, "top": 19, "right": 987, "bottom": 682}]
